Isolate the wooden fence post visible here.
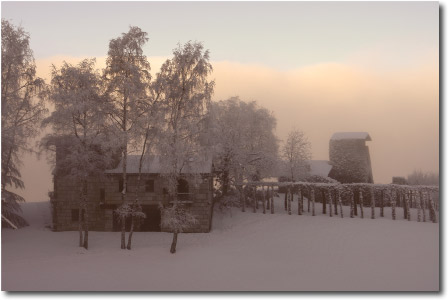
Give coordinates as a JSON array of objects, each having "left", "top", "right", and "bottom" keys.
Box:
[
  {"left": 271, "top": 186, "right": 275, "bottom": 214},
  {"left": 301, "top": 188, "right": 304, "bottom": 214},
  {"left": 350, "top": 191, "right": 354, "bottom": 218},
  {"left": 380, "top": 190, "right": 384, "bottom": 217},
  {"left": 429, "top": 192, "right": 437, "bottom": 223},
  {"left": 255, "top": 187, "right": 259, "bottom": 210},
  {"left": 359, "top": 191, "right": 364, "bottom": 219},
  {"left": 338, "top": 190, "right": 343, "bottom": 218},
  {"left": 334, "top": 189, "right": 338, "bottom": 215},
  {"left": 406, "top": 191, "right": 411, "bottom": 221},
  {"left": 421, "top": 191, "right": 426, "bottom": 222},
  {"left": 329, "top": 189, "right": 333, "bottom": 217},
  {"left": 253, "top": 186, "right": 256, "bottom": 213},
  {"left": 307, "top": 188, "right": 311, "bottom": 213},
  {"left": 391, "top": 190, "right": 396, "bottom": 220},
  {"left": 288, "top": 187, "right": 292, "bottom": 215},
  {"left": 354, "top": 190, "right": 358, "bottom": 216},
  {"left": 262, "top": 186, "right": 266, "bottom": 214},
  {"left": 370, "top": 187, "right": 375, "bottom": 219},
  {"left": 266, "top": 186, "right": 271, "bottom": 210},
  {"left": 322, "top": 189, "right": 326, "bottom": 214},
  {"left": 417, "top": 190, "right": 422, "bottom": 222},
  {"left": 402, "top": 192, "right": 407, "bottom": 219},
  {"left": 298, "top": 189, "right": 302, "bottom": 215},
  {"left": 311, "top": 188, "right": 316, "bottom": 216}
]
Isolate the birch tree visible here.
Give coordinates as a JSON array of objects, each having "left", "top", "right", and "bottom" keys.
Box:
[
  {"left": 153, "top": 41, "right": 214, "bottom": 253},
  {"left": 210, "top": 98, "right": 279, "bottom": 198},
  {"left": 1, "top": 20, "right": 47, "bottom": 228},
  {"left": 281, "top": 129, "right": 311, "bottom": 181},
  {"left": 103, "top": 26, "right": 152, "bottom": 249},
  {"left": 41, "top": 59, "right": 111, "bottom": 249}
]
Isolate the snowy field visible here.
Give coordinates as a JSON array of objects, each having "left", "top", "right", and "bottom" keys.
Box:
[{"left": 1, "top": 196, "right": 439, "bottom": 291}]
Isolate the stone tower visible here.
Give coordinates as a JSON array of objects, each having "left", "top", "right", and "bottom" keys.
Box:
[{"left": 328, "top": 132, "right": 373, "bottom": 183}]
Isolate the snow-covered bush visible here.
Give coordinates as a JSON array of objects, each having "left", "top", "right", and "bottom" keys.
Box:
[{"left": 160, "top": 204, "right": 198, "bottom": 234}]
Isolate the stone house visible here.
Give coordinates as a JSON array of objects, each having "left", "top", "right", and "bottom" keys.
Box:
[
  {"left": 51, "top": 155, "right": 214, "bottom": 233},
  {"left": 328, "top": 132, "right": 373, "bottom": 183}
]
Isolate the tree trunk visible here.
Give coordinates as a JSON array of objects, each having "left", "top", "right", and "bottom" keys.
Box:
[
  {"left": 370, "top": 188, "right": 375, "bottom": 219},
  {"left": 170, "top": 231, "right": 178, "bottom": 253},
  {"left": 83, "top": 208, "right": 89, "bottom": 250},
  {"left": 380, "top": 190, "right": 384, "bottom": 217},
  {"left": 78, "top": 206, "right": 83, "bottom": 247},
  {"left": 359, "top": 191, "right": 364, "bottom": 219},
  {"left": 354, "top": 190, "right": 358, "bottom": 216},
  {"left": 82, "top": 181, "right": 89, "bottom": 250},
  {"left": 284, "top": 191, "right": 287, "bottom": 211},
  {"left": 127, "top": 216, "right": 134, "bottom": 250},
  {"left": 311, "top": 188, "right": 315, "bottom": 216},
  {"left": 240, "top": 187, "right": 246, "bottom": 212},
  {"left": 242, "top": 186, "right": 246, "bottom": 212},
  {"left": 253, "top": 187, "right": 256, "bottom": 213},
  {"left": 298, "top": 189, "right": 302, "bottom": 215},
  {"left": 271, "top": 186, "right": 275, "bottom": 214},
  {"left": 121, "top": 215, "right": 126, "bottom": 249}
]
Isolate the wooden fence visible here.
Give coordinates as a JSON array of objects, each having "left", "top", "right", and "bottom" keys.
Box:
[{"left": 238, "top": 182, "right": 439, "bottom": 223}]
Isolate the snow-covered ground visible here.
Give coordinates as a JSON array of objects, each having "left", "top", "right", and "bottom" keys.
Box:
[{"left": 1, "top": 196, "right": 439, "bottom": 291}]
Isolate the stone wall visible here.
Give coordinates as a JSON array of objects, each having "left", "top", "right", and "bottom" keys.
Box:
[
  {"left": 328, "top": 139, "right": 373, "bottom": 184},
  {"left": 52, "top": 173, "right": 213, "bottom": 233}
]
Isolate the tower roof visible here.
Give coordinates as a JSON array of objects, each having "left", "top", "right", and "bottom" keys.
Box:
[{"left": 330, "top": 132, "right": 372, "bottom": 141}]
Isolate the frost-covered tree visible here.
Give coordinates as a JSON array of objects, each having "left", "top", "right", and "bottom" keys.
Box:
[
  {"left": 1, "top": 20, "right": 47, "bottom": 228},
  {"left": 41, "top": 59, "right": 112, "bottom": 249},
  {"left": 103, "top": 26, "right": 152, "bottom": 249},
  {"left": 281, "top": 129, "right": 311, "bottom": 181},
  {"left": 407, "top": 170, "right": 439, "bottom": 186},
  {"left": 210, "top": 98, "right": 279, "bottom": 198},
  {"left": 125, "top": 114, "right": 160, "bottom": 250},
  {"left": 153, "top": 41, "right": 214, "bottom": 253}
]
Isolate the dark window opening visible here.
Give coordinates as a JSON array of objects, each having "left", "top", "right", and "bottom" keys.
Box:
[
  {"left": 177, "top": 178, "right": 189, "bottom": 201},
  {"left": 100, "top": 188, "right": 105, "bottom": 201},
  {"left": 145, "top": 180, "right": 154, "bottom": 192},
  {"left": 71, "top": 209, "right": 85, "bottom": 222},
  {"left": 140, "top": 205, "right": 161, "bottom": 232},
  {"left": 118, "top": 178, "right": 128, "bottom": 193}
]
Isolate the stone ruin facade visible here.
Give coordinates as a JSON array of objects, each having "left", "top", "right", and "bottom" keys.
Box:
[
  {"left": 51, "top": 154, "right": 214, "bottom": 233},
  {"left": 328, "top": 132, "right": 374, "bottom": 184}
]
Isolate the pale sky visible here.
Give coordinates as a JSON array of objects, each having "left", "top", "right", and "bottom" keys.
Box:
[{"left": 1, "top": 1, "right": 439, "bottom": 202}]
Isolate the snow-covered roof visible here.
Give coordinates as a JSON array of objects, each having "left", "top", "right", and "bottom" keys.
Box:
[
  {"left": 105, "top": 155, "right": 213, "bottom": 174},
  {"left": 330, "top": 132, "right": 372, "bottom": 141},
  {"left": 309, "top": 160, "right": 332, "bottom": 177}
]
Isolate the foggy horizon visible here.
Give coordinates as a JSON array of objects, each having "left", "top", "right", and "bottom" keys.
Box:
[{"left": 2, "top": 1, "right": 439, "bottom": 202}]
